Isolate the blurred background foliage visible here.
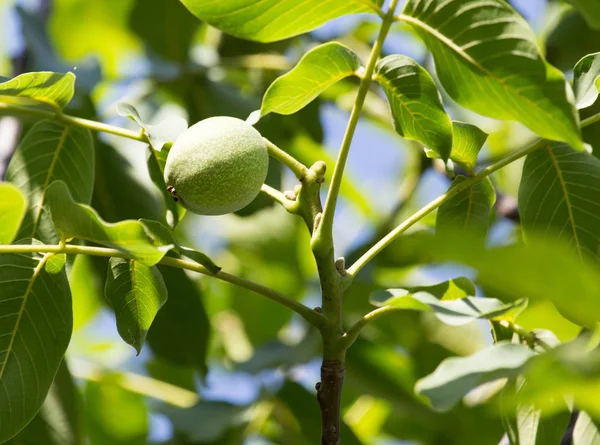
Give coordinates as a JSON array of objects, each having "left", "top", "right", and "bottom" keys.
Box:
[{"left": 0, "top": 0, "right": 596, "bottom": 444}]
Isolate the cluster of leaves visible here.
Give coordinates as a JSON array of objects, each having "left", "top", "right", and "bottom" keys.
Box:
[{"left": 1, "top": 0, "right": 600, "bottom": 444}]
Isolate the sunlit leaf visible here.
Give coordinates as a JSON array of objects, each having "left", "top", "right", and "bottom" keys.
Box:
[
  {"left": 261, "top": 42, "right": 361, "bottom": 116},
  {"left": 449, "top": 122, "right": 488, "bottom": 174},
  {"left": 375, "top": 54, "right": 453, "bottom": 160},
  {"left": 45, "top": 180, "right": 172, "bottom": 266},
  {"left": 574, "top": 52, "right": 600, "bottom": 109},
  {"left": 0, "top": 183, "right": 26, "bottom": 244},
  {"left": 400, "top": 0, "right": 583, "bottom": 149},
  {"left": 573, "top": 411, "right": 600, "bottom": 445},
  {"left": 0, "top": 71, "right": 75, "bottom": 111},
  {"left": 117, "top": 103, "right": 188, "bottom": 151},
  {"left": 6, "top": 120, "right": 95, "bottom": 243},
  {"left": 49, "top": 0, "right": 142, "bottom": 78},
  {"left": 569, "top": 0, "right": 600, "bottom": 30},
  {"left": 0, "top": 241, "right": 72, "bottom": 442},
  {"left": 370, "top": 289, "right": 526, "bottom": 326},
  {"left": 104, "top": 257, "right": 168, "bottom": 355},
  {"left": 15, "top": 8, "right": 101, "bottom": 94},
  {"left": 436, "top": 176, "right": 496, "bottom": 239},
  {"left": 519, "top": 143, "right": 600, "bottom": 260},
  {"left": 179, "top": 0, "right": 382, "bottom": 42},
  {"left": 69, "top": 255, "right": 104, "bottom": 332},
  {"left": 147, "top": 266, "right": 211, "bottom": 377},
  {"left": 406, "top": 277, "right": 476, "bottom": 301},
  {"left": 416, "top": 342, "right": 534, "bottom": 411}
]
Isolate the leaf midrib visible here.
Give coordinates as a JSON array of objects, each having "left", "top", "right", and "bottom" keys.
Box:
[
  {"left": 0, "top": 253, "right": 52, "bottom": 381},
  {"left": 31, "top": 126, "right": 70, "bottom": 237},
  {"left": 397, "top": 13, "right": 574, "bottom": 138},
  {"left": 545, "top": 146, "right": 583, "bottom": 261}
]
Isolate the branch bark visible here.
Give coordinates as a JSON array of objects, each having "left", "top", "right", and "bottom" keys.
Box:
[{"left": 317, "top": 359, "right": 346, "bottom": 445}]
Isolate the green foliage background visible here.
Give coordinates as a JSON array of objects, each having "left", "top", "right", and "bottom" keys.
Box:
[{"left": 1, "top": 0, "right": 600, "bottom": 444}]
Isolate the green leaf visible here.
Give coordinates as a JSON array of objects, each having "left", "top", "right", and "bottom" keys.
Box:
[
  {"left": 400, "top": 0, "right": 583, "bottom": 150},
  {"left": 92, "top": 140, "right": 163, "bottom": 224},
  {"left": 416, "top": 342, "right": 534, "bottom": 411},
  {"left": 375, "top": 54, "right": 453, "bottom": 160},
  {"left": 436, "top": 176, "right": 496, "bottom": 239},
  {"left": 0, "top": 71, "right": 75, "bottom": 111},
  {"left": 574, "top": 52, "right": 600, "bottom": 109},
  {"left": 15, "top": 8, "right": 101, "bottom": 94},
  {"left": 147, "top": 266, "right": 211, "bottom": 377},
  {"left": 140, "top": 219, "right": 220, "bottom": 274},
  {"left": 261, "top": 42, "right": 361, "bottom": 116},
  {"left": 500, "top": 379, "right": 572, "bottom": 445},
  {"left": 69, "top": 255, "right": 104, "bottom": 332},
  {"left": 6, "top": 361, "right": 85, "bottom": 445},
  {"left": 6, "top": 121, "right": 95, "bottom": 243},
  {"left": 117, "top": 103, "right": 188, "bottom": 151},
  {"left": 449, "top": 121, "right": 488, "bottom": 174},
  {"left": 130, "top": 0, "right": 198, "bottom": 64},
  {"left": 519, "top": 143, "right": 600, "bottom": 261},
  {"left": 404, "top": 232, "right": 600, "bottom": 327},
  {"left": 44, "top": 180, "right": 172, "bottom": 266},
  {"left": 104, "top": 257, "right": 168, "bottom": 355},
  {"left": 370, "top": 289, "right": 526, "bottom": 326},
  {"left": 147, "top": 147, "right": 184, "bottom": 228},
  {"left": 0, "top": 183, "right": 26, "bottom": 244},
  {"left": 573, "top": 411, "right": 600, "bottom": 445},
  {"left": 405, "top": 277, "right": 476, "bottom": 301},
  {"left": 85, "top": 378, "right": 148, "bottom": 445},
  {"left": 44, "top": 253, "right": 66, "bottom": 275},
  {"left": 179, "top": 0, "right": 381, "bottom": 42},
  {"left": 0, "top": 241, "right": 72, "bottom": 442},
  {"left": 546, "top": 10, "right": 600, "bottom": 72},
  {"left": 516, "top": 338, "right": 600, "bottom": 419},
  {"left": 569, "top": 0, "right": 600, "bottom": 30}
]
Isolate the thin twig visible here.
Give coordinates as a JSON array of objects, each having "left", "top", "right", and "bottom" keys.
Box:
[
  {"left": 0, "top": 243, "right": 326, "bottom": 327},
  {"left": 0, "top": 102, "right": 148, "bottom": 142}
]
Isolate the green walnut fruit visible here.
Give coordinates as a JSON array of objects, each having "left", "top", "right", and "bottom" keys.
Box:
[{"left": 164, "top": 116, "right": 269, "bottom": 215}]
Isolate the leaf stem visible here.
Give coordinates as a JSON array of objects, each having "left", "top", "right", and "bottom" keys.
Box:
[
  {"left": 0, "top": 102, "right": 149, "bottom": 142},
  {"left": 507, "top": 322, "right": 553, "bottom": 352},
  {"left": 347, "top": 111, "right": 600, "bottom": 276},
  {"left": 347, "top": 138, "right": 547, "bottom": 276},
  {"left": 0, "top": 243, "right": 326, "bottom": 327},
  {"left": 313, "top": 0, "right": 399, "bottom": 256},
  {"left": 263, "top": 137, "right": 308, "bottom": 180},
  {"left": 341, "top": 305, "right": 399, "bottom": 349}
]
